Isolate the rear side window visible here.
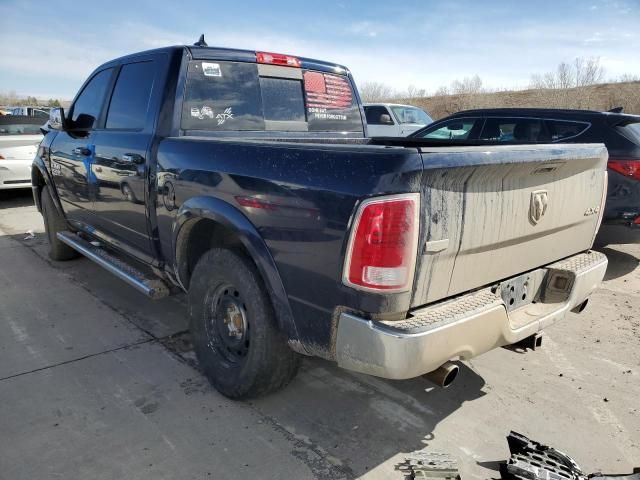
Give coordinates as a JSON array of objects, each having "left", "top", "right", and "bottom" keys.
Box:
[
  {"left": 106, "top": 61, "right": 156, "bottom": 130},
  {"left": 69, "top": 68, "right": 113, "bottom": 129},
  {"left": 181, "top": 60, "right": 362, "bottom": 132},
  {"left": 545, "top": 119, "right": 589, "bottom": 141},
  {"left": 364, "top": 106, "right": 393, "bottom": 125}
]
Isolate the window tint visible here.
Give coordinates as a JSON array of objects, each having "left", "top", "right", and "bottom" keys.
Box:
[
  {"left": 364, "top": 106, "right": 393, "bottom": 125},
  {"left": 390, "top": 106, "right": 432, "bottom": 125},
  {"left": 304, "top": 71, "right": 362, "bottom": 132},
  {"left": 479, "top": 118, "right": 517, "bottom": 141},
  {"left": 545, "top": 119, "right": 589, "bottom": 141},
  {"left": 181, "top": 61, "right": 363, "bottom": 133},
  {"left": 106, "top": 61, "right": 156, "bottom": 130},
  {"left": 618, "top": 123, "right": 640, "bottom": 145},
  {"left": 70, "top": 68, "right": 113, "bottom": 130},
  {"left": 182, "top": 61, "right": 264, "bottom": 131},
  {"left": 260, "top": 77, "right": 305, "bottom": 122},
  {"left": 417, "top": 118, "right": 480, "bottom": 140}
]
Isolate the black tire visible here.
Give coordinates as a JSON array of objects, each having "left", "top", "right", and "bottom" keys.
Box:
[
  {"left": 188, "top": 248, "right": 300, "bottom": 399},
  {"left": 40, "top": 185, "right": 78, "bottom": 261}
]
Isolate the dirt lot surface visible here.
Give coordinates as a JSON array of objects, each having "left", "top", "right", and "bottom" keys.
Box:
[{"left": 1, "top": 189, "right": 639, "bottom": 479}]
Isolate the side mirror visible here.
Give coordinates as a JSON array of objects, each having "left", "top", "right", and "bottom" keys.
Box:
[
  {"left": 48, "top": 107, "right": 66, "bottom": 131},
  {"left": 379, "top": 114, "right": 394, "bottom": 125},
  {"left": 446, "top": 123, "right": 464, "bottom": 131}
]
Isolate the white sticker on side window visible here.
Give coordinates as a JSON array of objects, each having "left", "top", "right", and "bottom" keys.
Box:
[
  {"left": 191, "top": 106, "right": 214, "bottom": 120},
  {"left": 202, "top": 62, "right": 222, "bottom": 77}
]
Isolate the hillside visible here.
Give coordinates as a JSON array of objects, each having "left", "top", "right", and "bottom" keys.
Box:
[{"left": 401, "top": 81, "right": 640, "bottom": 120}]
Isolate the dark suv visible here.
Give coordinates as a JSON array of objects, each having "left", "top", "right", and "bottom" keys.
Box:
[{"left": 411, "top": 108, "right": 640, "bottom": 242}]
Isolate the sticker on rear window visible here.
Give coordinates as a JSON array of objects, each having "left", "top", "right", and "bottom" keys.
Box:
[{"left": 202, "top": 62, "right": 222, "bottom": 77}]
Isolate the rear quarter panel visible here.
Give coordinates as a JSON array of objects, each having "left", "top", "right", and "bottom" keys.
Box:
[{"left": 156, "top": 137, "right": 423, "bottom": 357}]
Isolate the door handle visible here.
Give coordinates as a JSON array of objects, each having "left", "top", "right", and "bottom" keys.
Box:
[
  {"left": 73, "top": 147, "right": 92, "bottom": 156},
  {"left": 122, "top": 153, "right": 145, "bottom": 165}
]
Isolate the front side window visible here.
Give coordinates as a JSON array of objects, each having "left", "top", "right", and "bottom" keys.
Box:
[
  {"left": 364, "top": 106, "right": 394, "bottom": 125},
  {"left": 69, "top": 68, "right": 113, "bottom": 130},
  {"left": 417, "top": 118, "right": 480, "bottom": 140},
  {"left": 106, "top": 61, "right": 156, "bottom": 130},
  {"left": 390, "top": 106, "right": 432, "bottom": 125},
  {"left": 479, "top": 118, "right": 518, "bottom": 141}
]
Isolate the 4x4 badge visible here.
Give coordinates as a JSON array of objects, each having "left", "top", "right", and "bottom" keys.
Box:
[{"left": 530, "top": 190, "right": 549, "bottom": 225}]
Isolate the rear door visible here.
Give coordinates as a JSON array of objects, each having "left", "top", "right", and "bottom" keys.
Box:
[
  {"left": 50, "top": 68, "right": 114, "bottom": 223},
  {"left": 91, "top": 55, "right": 163, "bottom": 257}
]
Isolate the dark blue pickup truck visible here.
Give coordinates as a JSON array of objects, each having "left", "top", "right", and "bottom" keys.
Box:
[{"left": 33, "top": 39, "right": 608, "bottom": 398}]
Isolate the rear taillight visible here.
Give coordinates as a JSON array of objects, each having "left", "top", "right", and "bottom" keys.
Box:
[
  {"left": 343, "top": 193, "right": 419, "bottom": 292},
  {"left": 608, "top": 158, "right": 640, "bottom": 181},
  {"left": 634, "top": 216, "right": 640, "bottom": 225},
  {"left": 256, "top": 51, "right": 301, "bottom": 68}
]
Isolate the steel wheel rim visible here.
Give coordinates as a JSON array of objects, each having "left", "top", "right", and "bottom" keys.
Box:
[{"left": 205, "top": 283, "right": 250, "bottom": 365}]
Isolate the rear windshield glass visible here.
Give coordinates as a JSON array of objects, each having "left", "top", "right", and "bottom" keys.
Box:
[
  {"left": 181, "top": 60, "right": 362, "bottom": 132},
  {"left": 618, "top": 123, "right": 640, "bottom": 145}
]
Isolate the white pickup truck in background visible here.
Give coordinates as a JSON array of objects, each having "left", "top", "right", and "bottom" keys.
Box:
[{"left": 364, "top": 103, "right": 433, "bottom": 136}]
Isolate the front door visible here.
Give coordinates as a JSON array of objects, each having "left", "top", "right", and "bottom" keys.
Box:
[{"left": 50, "top": 68, "right": 114, "bottom": 224}]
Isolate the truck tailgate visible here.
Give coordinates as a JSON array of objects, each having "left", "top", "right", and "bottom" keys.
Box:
[{"left": 412, "top": 144, "right": 608, "bottom": 306}]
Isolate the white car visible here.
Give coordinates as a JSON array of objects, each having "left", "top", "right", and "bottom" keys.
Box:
[
  {"left": 364, "top": 103, "right": 433, "bottom": 137},
  {"left": 0, "top": 117, "right": 43, "bottom": 190}
]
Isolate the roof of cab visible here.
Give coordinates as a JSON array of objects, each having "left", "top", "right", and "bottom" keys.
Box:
[{"left": 96, "top": 44, "right": 349, "bottom": 75}]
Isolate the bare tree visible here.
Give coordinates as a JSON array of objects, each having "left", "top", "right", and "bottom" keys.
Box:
[
  {"left": 530, "top": 57, "right": 605, "bottom": 89},
  {"left": 358, "top": 81, "right": 396, "bottom": 102},
  {"left": 450, "top": 75, "right": 484, "bottom": 95},
  {"left": 404, "top": 84, "right": 427, "bottom": 100},
  {"left": 574, "top": 57, "right": 605, "bottom": 87}
]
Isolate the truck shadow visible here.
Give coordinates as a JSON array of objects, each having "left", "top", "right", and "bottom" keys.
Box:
[
  {"left": 253, "top": 357, "right": 487, "bottom": 478},
  {"left": 599, "top": 246, "right": 639, "bottom": 281},
  {"left": 13, "top": 230, "right": 488, "bottom": 478}
]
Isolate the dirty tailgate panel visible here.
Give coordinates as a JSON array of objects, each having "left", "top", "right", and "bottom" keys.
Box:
[{"left": 413, "top": 144, "right": 607, "bottom": 306}]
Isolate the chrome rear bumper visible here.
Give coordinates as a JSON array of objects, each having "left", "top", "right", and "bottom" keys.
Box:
[{"left": 335, "top": 251, "right": 607, "bottom": 380}]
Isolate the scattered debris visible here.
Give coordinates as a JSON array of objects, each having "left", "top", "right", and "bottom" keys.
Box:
[
  {"left": 396, "top": 451, "right": 460, "bottom": 479},
  {"left": 23, "top": 230, "right": 35, "bottom": 240},
  {"left": 500, "top": 431, "right": 640, "bottom": 480}
]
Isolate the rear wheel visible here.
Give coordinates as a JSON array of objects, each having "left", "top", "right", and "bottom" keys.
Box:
[
  {"left": 40, "top": 185, "right": 78, "bottom": 261},
  {"left": 188, "top": 248, "right": 300, "bottom": 399}
]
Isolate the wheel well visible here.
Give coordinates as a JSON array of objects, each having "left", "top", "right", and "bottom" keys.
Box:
[
  {"left": 32, "top": 167, "right": 45, "bottom": 191},
  {"left": 31, "top": 167, "right": 46, "bottom": 209},
  {"left": 177, "top": 218, "right": 251, "bottom": 289}
]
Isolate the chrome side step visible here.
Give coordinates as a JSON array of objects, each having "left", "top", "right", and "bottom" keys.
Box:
[{"left": 57, "top": 231, "right": 171, "bottom": 299}]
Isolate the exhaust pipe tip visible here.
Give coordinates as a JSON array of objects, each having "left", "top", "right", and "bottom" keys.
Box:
[{"left": 423, "top": 361, "right": 460, "bottom": 388}]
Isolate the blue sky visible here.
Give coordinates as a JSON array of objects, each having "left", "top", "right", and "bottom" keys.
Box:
[{"left": 1, "top": 0, "right": 639, "bottom": 99}]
